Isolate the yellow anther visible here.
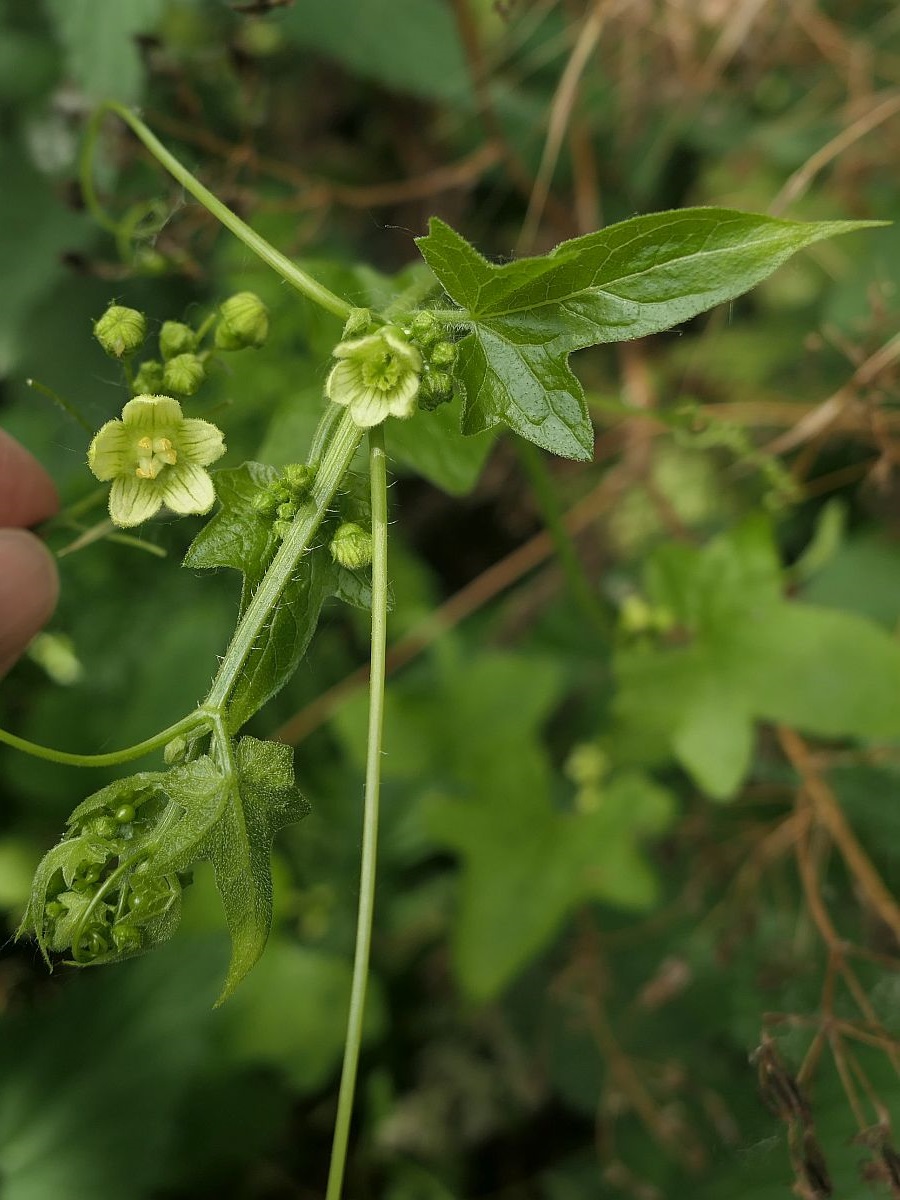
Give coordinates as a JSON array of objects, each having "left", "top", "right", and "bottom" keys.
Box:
[{"left": 137, "top": 436, "right": 153, "bottom": 451}]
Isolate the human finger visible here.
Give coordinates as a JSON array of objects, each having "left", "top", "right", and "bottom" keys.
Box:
[
  {"left": 0, "top": 530, "right": 60, "bottom": 677},
  {"left": 0, "top": 429, "right": 59, "bottom": 527}
]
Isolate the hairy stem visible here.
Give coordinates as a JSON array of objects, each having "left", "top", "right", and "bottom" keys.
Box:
[
  {"left": 326, "top": 425, "right": 388, "bottom": 1200},
  {"left": 205, "top": 407, "right": 363, "bottom": 719},
  {"left": 89, "top": 103, "right": 355, "bottom": 321}
]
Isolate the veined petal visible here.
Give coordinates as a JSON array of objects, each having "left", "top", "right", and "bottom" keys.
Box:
[
  {"left": 326, "top": 360, "right": 359, "bottom": 405},
  {"left": 381, "top": 327, "right": 422, "bottom": 371},
  {"left": 386, "top": 373, "right": 420, "bottom": 418},
  {"left": 122, "top": 394, "right": 183, "bottom": 432},
  {"left": 160, "top": 462, "right": 216, "bottom": 515},
  {"left": 350, "top": 388, "right": 391, "bottom": 428},
  {"left": 177, "top": 418, "right": 226, "bottom": 466},
  {"left": 332, "top": 332, "right": 384, "bottom": 360},
  {"left": 88, "top": 420, "right": 129, "bottom": 481},
  {"left": 109, "top": 474, "right": 163, "bottom": 527}
]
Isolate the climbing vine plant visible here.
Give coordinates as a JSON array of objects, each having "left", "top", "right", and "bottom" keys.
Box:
[{"left": 1, "top": 102, "right": 883, "bottom": 1199}]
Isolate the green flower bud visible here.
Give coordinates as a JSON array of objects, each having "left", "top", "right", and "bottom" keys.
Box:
[
  {"left": 409, "top": 310, "right": 440, "bottom": 345},
  {"left": 45, "top": 900, "right": 66, "bottom": 919},
  {"left": 115, "top": 804, "right": 136, "bottom": 824},
  {"left": 330, "top": 522, "right": 373, "bottom": 570},
  {"left": 78, "top": 925, "right": 110, "bottom": 960},
  {"left": 162, "top": 353, "right": 206, "bottom": 396},
  {"left": 88, "top": 815, "right": 118, "bottom": 839},
  {"left": 342, "top": 307, "right": 372, "bottom": 338},
  {"left": 164, "top": 735, "right": 188, "bottom": 765},
  {"left": 112, "top": 923, "right": 142, "bottom": 953},
  {"left": 429, "top": 340, "right": 458, "bottom": 367},
  {"left": 276, "top": 502, "right": 297, "bottom": 522},
  {"left": 132, "top": 359, "right": 165, "bottom": 394},
  {"left": 214, "top": 291, "right": 269, "bottom": 350},
  {"left": 159, "top": 320, "right": 197, "bottom": 361},
  {"left": 252, "top": 489, "right": 280, "bottom": 517},
  {"left": 132, "top": 247, "right": 168, "bottom": 277},
  {"left": 418, "top": 371, "right": 454, "bottom": 412},
  {"left": 94, "top": 305, "right": 146, "bottom": 359},
  {"left": 282, "top": 463, "right": 316, "bottom": 495},
  {"left": 273, "top": 520, "right": 293, "bottom": 542}
]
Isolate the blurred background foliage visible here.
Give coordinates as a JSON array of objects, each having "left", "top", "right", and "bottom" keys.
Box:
[{"left": 2, "top": 0, "right": 900, "bottom": 1196}]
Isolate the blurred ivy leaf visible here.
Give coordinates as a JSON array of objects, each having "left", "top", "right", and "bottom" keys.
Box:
[
  {"left": 280, "top": 0, "right": 470, "bottom": 102},
  {"left": 615, "top": 518, "right": 900, "bottom": 799},
  {"left": 45, "top": 0, "right": 165, "bottom": 104},
  {"left": 416, "top": 211, "right": 880, "bottom": 460},
  {"left": 219, "top": 939, "right": 385, "bottom": 1092},
  {"left": 429, "top": 766, "right": 674, "bottom": 1001}
]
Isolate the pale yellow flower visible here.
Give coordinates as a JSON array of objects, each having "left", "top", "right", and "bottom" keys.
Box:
[{"left": 326, "top": 325, "right": 421, "bottom": 427}]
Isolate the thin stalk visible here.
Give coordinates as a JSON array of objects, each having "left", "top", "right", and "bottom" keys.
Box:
[
  {"left": 326, "top": 425, "right": 388, "bottom": 1200},
  {"left": 0, "top": 711, "right": 206, "bottom": 768},
  {"left": 516, "top": 438, "right": 609, "bottom": 637},
  {"left": 95, "top": 103, "right": 354, "bottom": 321},
  {"left": 205, "top": 408, "right": 362, "bottom": 716},
  {"left": 26, "top": 378, "right": 93, "bottom": 434}
]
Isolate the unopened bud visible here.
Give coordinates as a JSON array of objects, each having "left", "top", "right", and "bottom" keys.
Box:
[
  {"left": 282, "top": 463, "right": 316, "bottom": 495},
  {"left": 418, "top": 370, "right": 454, "bottom": 412},
  {"left": 430, "top": 340, "right": 458, "bottom": 367},
  {"left": 341, "top": 308, "right": 371, "bottom": 339},
  {"left": 214, "top": 291, "right": 269, "bottom": 350},
  {"left": 163, "top": 353, "right": 206, "bottom": 396},
  {"left": 94, "top": 305, "right": 146, "bottom": 359},
  {"left": 410, "top": 310, "right": 439, "bottom": 344},
  {"left": 276, "top": 502, "right": 297, "bottom": 522},
  {"left": 132, "top": 359, "right": 165, "bottom": 394},
  {"left": 330, "top": 522, "right": 373, "bottom": 570},
  {"left": 159, "top": 321, "right": 197, "bottom": 361}
]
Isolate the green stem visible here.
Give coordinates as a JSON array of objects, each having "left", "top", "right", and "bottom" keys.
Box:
[
  {"left": 94, "top": 103, "right": 354, "bottom": 321},
  {"left": 326, "top": 426, "right": 388, "bottom": 1200},
  {"left": 205, "top": 408, "right": 362, "bottom": 718},
  {"left": 515, "top": 438, "right": 610, "bottom": 637},
  {"left": 26, "top": 378, "right": 93, "bottom": 434},
  {"left": 0, "top": 711, "right": 206, "bottom": 768}
]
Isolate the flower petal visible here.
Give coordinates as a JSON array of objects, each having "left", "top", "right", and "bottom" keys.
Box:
[
  {"left": 109, "top": 474, "right": 163, "bottom": 527},
  {"left": 159, "top": 462, "right": 216, "bottom": 515},
  {"left": 332, "top": 332, "right": 384, "bottom": 360},
  {"left": 386, "top": 373, "right": 420, "bottom": 418},
  {"left": 88, "top": 420, "right": 129, "bottom": 481},
  {"left": 382, "top": 327, "right": 422, "bottom": 371},
  {"left": 326, "top": 361, "right": 358, "bottom": 405},
  {"left": 122, "top": 394, "right": 183, "bottom": 432},
  {"left": 177, "top": 418, "right": 226, "bottom": 466},
  {"left": 350, "top": 388, "right": 391, "bottom": 428}
]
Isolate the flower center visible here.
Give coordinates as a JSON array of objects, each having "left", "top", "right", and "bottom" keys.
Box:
[
  {"left": 135, "top": 435, "right": 178, "bottom": 480},
  {"left": 360, "top": 352, "right": 403, "bottom": 393}
]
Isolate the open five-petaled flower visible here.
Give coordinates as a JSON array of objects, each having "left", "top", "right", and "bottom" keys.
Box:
[
  {"left": 325, "top": 325, "right": 421, "bottom": 427},
  {"left": 88, "top": 394, "right": 226, "bottom": 528}
]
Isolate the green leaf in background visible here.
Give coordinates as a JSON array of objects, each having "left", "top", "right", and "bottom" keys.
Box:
[
  {"left": 206, "top": 737, "right": 309, "bottom": 1001},
  {"left": 429, "top": 766, "right": 674, "bottom": 1001},
  {"left": 219, "top": 939, "right": 385, "bottom": 1093},
  {"left": 614, "top": 518, "right": 900, "bottom": 799},
  {"left": 45, "top": 0, "right": 165, "bottom": 104},
  {"left": 386, "top": 391, "right": 496, "bottom": 496},
  {"left": 279, "top": 0, "right": 470, "bottom": 103},
  {"left": 416, "top": 211, "right": 880, "bottom": 460}
]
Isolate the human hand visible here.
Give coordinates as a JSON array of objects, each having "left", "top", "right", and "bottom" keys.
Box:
[{"left": 0, "top": 430, "right": 59, "bottom": 677}]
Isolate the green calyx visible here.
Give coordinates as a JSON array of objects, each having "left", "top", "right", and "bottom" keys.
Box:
[
  {"left": 94, "top": 304, "right": 146, "bottom": 359},
  {"left": 159, "top": 320, "right": 198, "bottom": 360},
  {"left": 215, "top": 291, "right": 269, "bottom": 350},
  {"left": 162, "top": 353, "right": 206, "bottom": 396}
]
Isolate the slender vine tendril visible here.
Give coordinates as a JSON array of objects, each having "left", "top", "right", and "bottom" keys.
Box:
[
  {"left": 85, "top": 102, "right": 355, "bottom": 322},
  {"left": 326, "top": 425, "right": 388, "bottom": 1200},
  {"left": 0, "top": 711, "right": 208, "bottom": 768}
]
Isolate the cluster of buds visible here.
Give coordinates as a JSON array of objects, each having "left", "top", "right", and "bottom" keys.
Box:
[
  {"left": 252, "top": 461, "right": 318, "bottom": 542},
  {"left": 23, "top": 779, "right": 185, "bottom": 966},
  {"left": 405, "top": 310, "right": 460, "bottom": 412},
  {"left": 93, "top": 291, "right": 268, "bottom": 400}
]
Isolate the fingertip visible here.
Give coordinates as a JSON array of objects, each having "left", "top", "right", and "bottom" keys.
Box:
[
  {"left": 0, "top": 429, "right": 59, "bottom": 527},
  {"left": 0, "top": 530, "right": 59, "bottom": 678}
]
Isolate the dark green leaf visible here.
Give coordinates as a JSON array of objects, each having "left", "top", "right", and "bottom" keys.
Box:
[
  {"left": 183, "top": 462, "right": 280, "bottom": 602},
  {"left": 416, "top": 211, "right": 880, "bottom": 460}
]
